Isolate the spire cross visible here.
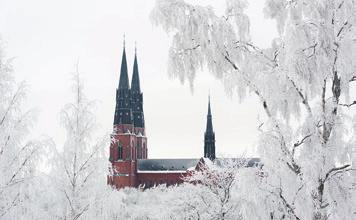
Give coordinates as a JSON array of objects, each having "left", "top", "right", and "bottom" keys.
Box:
[
  {"left": 123, "top": 34, "right": 126, "bottom": 48},
  {"left": 208, "top": 89, "right": 210, "bottom": 102},
  {"left": 134, "top": 41, "right": 137, "bottom": 54},
  {"left": 208, "top": 90, "right": 211, "bottom": 114}
]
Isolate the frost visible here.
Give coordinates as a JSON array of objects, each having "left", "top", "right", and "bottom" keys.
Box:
[
  {"left": 43, "top": 70, "right": 108, "bottom": 220},
  {"left": 0, "top": 42, "right": 49, "bottom": 219},
  {"left": 151, "top": 0, "right": 356, "bottom": 219}
]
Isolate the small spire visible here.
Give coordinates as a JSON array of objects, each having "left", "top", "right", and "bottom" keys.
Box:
[
  {"left": 206, "top": 95, "right": 213, "bottom": 132},
  {"left": 204, "top": 95, "right": 215, "bottom": 160}
]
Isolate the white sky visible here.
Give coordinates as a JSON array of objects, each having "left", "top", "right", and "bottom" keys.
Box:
[{"left": 0, "top": 0, "right": 278, "bottom": 158}]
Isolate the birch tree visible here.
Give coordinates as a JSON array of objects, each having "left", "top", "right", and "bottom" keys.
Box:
[
  {"left": 151, "top": 0, "right": 356, "bottom": 219},
  {"left": 0, "top": 43, "right": 45, "bottom": 219},
  {"left": 184, "top": 159, "right": 246, "bottom": 220},
  {"left": 49, "top": 70, "right": 107, "bottom": 220}
]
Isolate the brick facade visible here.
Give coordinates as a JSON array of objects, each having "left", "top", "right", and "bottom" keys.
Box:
[{"left": 108, "top": 44, "right": 215, "bottom": 189}]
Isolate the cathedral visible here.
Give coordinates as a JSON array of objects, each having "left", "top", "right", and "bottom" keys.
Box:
[
  {"left": 107, "top": 44, "right": 258, "bottom": 189},
  {"left": 107, "top": 43, "right": 218, "bottom": 189}
]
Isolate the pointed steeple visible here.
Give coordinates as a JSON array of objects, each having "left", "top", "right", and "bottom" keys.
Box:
[
  {"left": 118, "top": 39, "right": 129, "bottom": 90},
  {"left": 206, "top": 96, "right": 213, "bottom": 133},
  {"left": 204, "top": 96, "right": 215, "bottom": 160},
  {"left": 113, "top": 37, "right": 133, "bottom": 126},
  {"left": 131, "top": 45, "right": 141, "bottom": 92},
  {"left": 130, "top": 43, "right": 145, "bottom": 129}
]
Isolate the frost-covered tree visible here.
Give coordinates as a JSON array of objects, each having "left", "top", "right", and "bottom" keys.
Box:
[
  {"left": 95, "top": 159, "right": 247, "bottom": 220},
  {"left": 0, "top": 43, "right": 46, "bottom": 219},
  {"left": 48, "top": 70, "right": 108, "bottom": 220},
  {"left": 184, "top": 159, "right": 246, "bottom": 220},
  {"left": 151, "top": 0, "right": 356, "bottom": 219}
]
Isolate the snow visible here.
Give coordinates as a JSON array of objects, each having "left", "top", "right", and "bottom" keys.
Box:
[
  {"left": 137, "top": 170, "right": 187, "bottom": 173},
  {"left": 0, "top": 0, "right": 355, "bottom": 219},
  {"left": 151, "top": 0, "right": 356, "bottom": 219}
]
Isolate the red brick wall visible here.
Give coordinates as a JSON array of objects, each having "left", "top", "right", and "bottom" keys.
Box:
[
  {"left": 114, "top": 124, "right": 134, "bottom": 134},
  {"left": 110, "top": 160, "right": 138, "bottom": 188},
  {"left": 110, "top": 123, "right": 186, "bottom": 189},
  {"left": 109, "top": 123, "right": 139, "bottom": 188},
  {"left": 135, "top": 136, "right": 147, "bottom": 159},
  {"left": 110, "top": 134, "right": 136, "bottom": 161},
  {"left": 137, "top": 172, "right": 188, "bottom": 187}
]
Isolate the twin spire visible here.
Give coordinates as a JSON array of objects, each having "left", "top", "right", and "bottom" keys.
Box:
[
  {"left": 114, "top": 40, "right": 145, "bottom": 128},
  {"left": 118, "top": 42, "right": 140, "bottom": 92},
  {"left": 131, "top": 50, "right": 140, "bottom": 92},
  {"left": 118, "top": 46, "right": 129, "bottom": 90},
  {"left": 117, "top": 39, "right": 214, "bottom": 158}
]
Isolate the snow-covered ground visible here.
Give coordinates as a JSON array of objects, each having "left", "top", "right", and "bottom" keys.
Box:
[{"left": 0, "top": 0, "right": 355, "bottom": 219}]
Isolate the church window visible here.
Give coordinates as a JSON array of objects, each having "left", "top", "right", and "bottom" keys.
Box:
[
  {"left": 142, "top": 143, "right": 146, "bottom": 158},
  {"left": 117, "top": 142, "right": 123, "bottom": 160},
  {"left": 137, "top": 143, "right": 141, "bottom": 159},
  {"left": 131, "top": 142, "right": 135, "bottom": 160},
  {"left": 126, "top": 146, "right": 131, "bottom": 160}
]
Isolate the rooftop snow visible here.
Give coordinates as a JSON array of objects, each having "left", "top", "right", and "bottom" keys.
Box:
[{"left": 137, "top": 159, "right": 200, "bottom": 171}]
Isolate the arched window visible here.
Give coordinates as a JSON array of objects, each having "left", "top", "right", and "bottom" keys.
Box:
[
  {"left": 137, "top": 142, "right": 141, "bottom": 159},
  {"left": 126, "top": 145, "right": 131, "bottom": 160},
  {"left": 131, "top": 141, "right": 135, "bottom": 160},
  {"left": 117, "top": 142, "right": 123, "bottom": 160},
  {"left": 143, "top": 143, "right": 146, "bottom": 158}
]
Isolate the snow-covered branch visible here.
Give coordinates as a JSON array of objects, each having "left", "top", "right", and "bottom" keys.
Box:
[{"left": 151, "top": 0, "right": 356, "bottom": 218}]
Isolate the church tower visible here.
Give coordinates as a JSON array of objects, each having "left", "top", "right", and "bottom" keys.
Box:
[
  {"left": 204, "top": 97, "right": 216, "bottom": 160},
  {"left": 113, "top": 43, "right": 133, "bottom": 127},
  {"left": 108, "top": 41, "right": 147, "bottom": 188},
  {"left": 130, "top": 47, "right": 147, "bottom": 159}
]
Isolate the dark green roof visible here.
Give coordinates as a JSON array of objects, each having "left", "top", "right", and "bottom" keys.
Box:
[
  {"left": 137, "top": 159, "right": 200, "bottom": 171},
  {"left": 137, "top": 158, "right": 261, "bottom": 172},
  {"left": 131, "top": 53, "right": 140, "bottom": 92},
  {"left": 118, "top": 47, "right": 129, "bottom": 90}
]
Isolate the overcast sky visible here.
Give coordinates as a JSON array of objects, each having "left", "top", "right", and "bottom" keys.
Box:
[{"left": 0, "top": 0, "right": 278, "bottom": 158}]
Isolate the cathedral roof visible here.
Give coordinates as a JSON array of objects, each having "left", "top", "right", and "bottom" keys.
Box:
[
  {"left": 136, "top": 158, "right": 261, "bottom": 173},
  {"left": 137, "top": 159, "right": 200, "bottom": 172},
  {"left": 212, "top": 158, "right": 261, "bottom": 167}
]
